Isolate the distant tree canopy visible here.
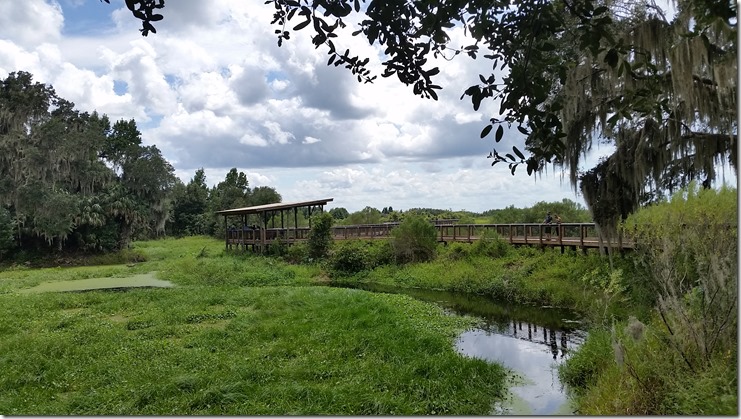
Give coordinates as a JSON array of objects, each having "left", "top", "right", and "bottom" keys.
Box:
[
  {"left": 482, "top": 199, "right": 592, "bottom": 223},
  {"left": 0, "top": 71, "right": 283, "bottom": 257},
  {"left": 0, "top": 71, "right": 176, "bottom": 253},
  {"left": 113, "top": 0, "right": 737, "bottom": 234}
]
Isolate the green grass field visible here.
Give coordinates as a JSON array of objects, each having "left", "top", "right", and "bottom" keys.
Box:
[{"left": 0, "top": 237, "right": 506, "bottom": 415}]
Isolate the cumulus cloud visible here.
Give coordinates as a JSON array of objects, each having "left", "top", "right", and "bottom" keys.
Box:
[
  {"left": 0, "top": 1, "right": 63, "bottom": 48},
  {"left": 0, "top": 0, "right": 592, "bottom": 212}
]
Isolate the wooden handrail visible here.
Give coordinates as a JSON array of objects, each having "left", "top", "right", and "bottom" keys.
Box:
[{"left": 225, "top": 222, "right": 636, "bottom": 251}]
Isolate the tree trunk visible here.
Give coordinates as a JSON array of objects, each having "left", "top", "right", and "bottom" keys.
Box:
[{"left": 119, "top": 219, "right": 132, "bottom": 250}]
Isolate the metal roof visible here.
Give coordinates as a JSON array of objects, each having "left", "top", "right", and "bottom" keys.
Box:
[{"left": 215, "top": 198, "right": 334, "bottom": 216}]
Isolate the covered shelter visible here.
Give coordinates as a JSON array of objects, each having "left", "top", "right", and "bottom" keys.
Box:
[{"left": 215, "top": 198, "right": 333, "bottom": 252}]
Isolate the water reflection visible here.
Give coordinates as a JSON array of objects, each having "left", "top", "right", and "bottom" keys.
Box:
[{"left": 329, "top": 282, "right": 585, "bottom": 415}]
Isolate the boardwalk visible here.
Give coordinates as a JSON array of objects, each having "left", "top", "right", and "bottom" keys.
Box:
[{"left": 226, "top": 222, "right": 633, "bottom": 254}]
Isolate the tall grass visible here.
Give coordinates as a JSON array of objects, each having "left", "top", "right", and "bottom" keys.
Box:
[
  {"left": 332, "top": 241, "right": 649, "bottom": 321},
  {"left": 559, "top": 184, "right": 738, "bottom": 415}
]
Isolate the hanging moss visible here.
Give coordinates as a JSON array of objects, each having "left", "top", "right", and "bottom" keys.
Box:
[{"left": 548, "top": 0, "right": 736, "bottom": 238}]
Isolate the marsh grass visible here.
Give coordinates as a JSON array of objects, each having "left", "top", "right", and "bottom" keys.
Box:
[
  {"left": 0, "top": 236, "right": 506, "bottom": 415},
  {"left": 0, "top": 286, "right": 505, "bottom": 415},
  {"left": 336, "top": 244, "right": 646, "bottom": 318}
]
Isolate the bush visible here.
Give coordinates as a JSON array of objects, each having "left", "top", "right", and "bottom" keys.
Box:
[
  {"left": 623, "top": 183, "right": 737, "bottom": 368},
  {"left": 470, "top": 230, "right": 510, "bottom": 258},
  {"left": 266, "top": 237, "right": 287, "bottom": 257},
  {"left": 307, "top": 212, "right": 334, "bottom": 260},
  {"left": 442, "top": 242, "right": 472, "bottom": 261},
  {"left": 284, "top": 243, "right": 309, "bottom": 264},
  {"left": 366, "top": 240, "right": 394, "bottom": 267},
  {"left": 329, "top": 240, "right": 370, "bottom": 275},
  {"left": 390, "top": 215, "right": 438, "bottom": 264}
]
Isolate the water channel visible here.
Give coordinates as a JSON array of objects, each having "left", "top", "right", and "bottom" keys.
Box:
[{"left": 331, "top": 282, "right": 586, "bottom": 415}]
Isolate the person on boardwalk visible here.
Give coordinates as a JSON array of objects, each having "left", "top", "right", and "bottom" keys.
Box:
[
  {"left": 554, "top": 214, "right": 562, "bottom": 239},
  {"left": 543, "top": 211, "right": 553, "bottom": 241}
]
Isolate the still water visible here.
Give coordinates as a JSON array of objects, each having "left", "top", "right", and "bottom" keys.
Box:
[{"left": 331, "top": 282, "right": 585, "bottom": 415}]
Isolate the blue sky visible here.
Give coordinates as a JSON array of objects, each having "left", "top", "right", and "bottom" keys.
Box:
[{"left": 0, "top": 0, "right": 629, "bottom": 213}]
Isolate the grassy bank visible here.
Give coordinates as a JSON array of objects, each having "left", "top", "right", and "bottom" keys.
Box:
[
  {"left": 558, "top": 185, "right": 738, "bottom": 415},
  {"left": 327, "top": 239, "right": 653, "bottom": 324},
  {"left": 0, "top": 237, "right": 506, "bottom": 415}
]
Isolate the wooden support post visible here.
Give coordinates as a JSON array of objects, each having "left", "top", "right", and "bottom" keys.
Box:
[
  {"left": 224, "top": 216, "right": 228, "bottom": 250},
  {"left": 262, "top": 211, "right": 268, "bottom": 254}
]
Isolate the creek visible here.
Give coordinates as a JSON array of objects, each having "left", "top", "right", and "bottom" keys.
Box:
[{"left": 331, "top": 282, "right": 585, "bottom": 415}]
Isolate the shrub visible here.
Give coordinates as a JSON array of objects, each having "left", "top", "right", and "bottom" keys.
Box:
[
  {"left": 284, "top": 243, "right": 309, "bottom": 264},
  {"left": 390, "top": 215, "right": 438, "bottom": 264},
  {"left": 266, "top": 237, "right": 287, "bottom": 257},
  {"left": 623, "top": 183, "right": 737, "bottom": 368},
  {"left": 366, "top": 240, "right": 394, "bottom": 267},
  {"left": 329, "top": 240, "right": 370, "bottom": 275},
  {"left": 307, "top": 212, "right": 334, "bottom": 260},
  {"left": 442, "top": 242, "right": 472, "bottom": 261},
  {"left": 470, "top": 230, "right": 510, "bottom": 258}
]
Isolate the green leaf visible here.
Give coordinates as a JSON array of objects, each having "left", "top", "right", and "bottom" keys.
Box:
[
  {"left": 513, "top": 146, "right": 525, "bottom": 160},
  {"left": 605, "top": 48, "right": 619, "bottom": 68},
  {"left": 480, "top": 124, "right": 493, "bottom": 139},
  {"left": 495, "top": 125, "right": 504, "bottom": 142},
  {"left": 293, "top": 19, "right": 310, "bottom": 31}
]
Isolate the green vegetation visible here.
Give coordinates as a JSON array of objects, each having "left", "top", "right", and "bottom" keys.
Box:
[
  {"left": 330, "top": 239, "right": 648, "bottom": 322},
  {"left": 0, "top": 72, "right": 282, "bottom": 260},
  {"left": 307, "top": 212, "right": 334, "bottom": 260},
  {"left": 558, "top": 184, "right": 738, "bottom": 415},
  {"left": 389, "top": 215, "right": 438, "bottom": 264},
  {"left": 1, "top": 184, "right": 735, "bottom": 415},
  {"left": 0, "top": 237, "right": 506, "bottom": 415}
]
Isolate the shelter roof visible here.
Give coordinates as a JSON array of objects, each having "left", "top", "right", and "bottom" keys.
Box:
[{"left": 215, "top": 198, "right": 334, "bottom": 216}]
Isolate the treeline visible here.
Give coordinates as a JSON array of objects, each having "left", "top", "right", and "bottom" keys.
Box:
[
  {"left": 327, "top": 199, "right": 591, "bottom": 226},
  {"left": 481, "top": 199, "right": 591, "bottom": 223},
  {"left": 0, "top": 71, "right": 281, "bottom": 258}
]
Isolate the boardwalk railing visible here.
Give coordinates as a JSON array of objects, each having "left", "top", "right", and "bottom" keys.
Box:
[{"left": 226, "top": 222, "right": 633, "bottom": 253}]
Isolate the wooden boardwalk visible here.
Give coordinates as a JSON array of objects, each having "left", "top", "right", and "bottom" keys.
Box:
[{"left": 226, "top": 222, "right": 633, "bottom": 254}]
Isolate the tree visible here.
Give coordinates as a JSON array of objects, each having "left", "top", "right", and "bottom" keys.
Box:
[
  {"left": 0, "top": 207, "right": 15, "bottom": 257},
  {"left": 171, "top": 168, "right": 210, "bottom": 235},
  {"left": 114, "top": 0, "right": 737, "bottom": 233},
  {"left": 307, "top": 211, "right": 334, "bottom": 260},
  {"left": 329, "top": 207, "right": 349, "bottom": 220},
  {"left": 102, "top": 119, "right": 177, "bottom": 246},
  {"left": 0, "top": 71, "right": 178, "bottom": 252},
  {"left": 250, "top": 186, "right": 282, "bottom": 206},
  {"left": 0, "top": 72, "right": 112, "bottom": 250}
]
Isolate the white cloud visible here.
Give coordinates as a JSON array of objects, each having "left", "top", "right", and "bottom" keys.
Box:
[
  {"left": 0, "top": 1, "right": 63, "bottom": 48},
  {"left": 0, "top": 1, "right": 595, "bottom": 214}
]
